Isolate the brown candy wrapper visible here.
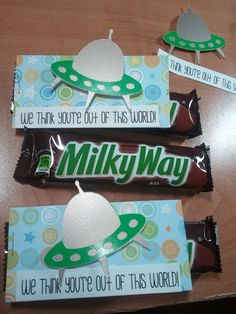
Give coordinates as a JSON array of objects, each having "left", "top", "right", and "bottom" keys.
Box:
[
  {"left": 168, "top": 89, "right": 201, "bottom": 138},
  {"left": 185, "top": 216, "right": 222, "bottom": 273},
  {"left": 84, "top": 89, "right": 202, "bottom": 139},
  {"left": 131, "top": 89, "right": 202, "bottom": 138},
  {"left": 14, "top": 129, "right": 213, "bottom": 192}
]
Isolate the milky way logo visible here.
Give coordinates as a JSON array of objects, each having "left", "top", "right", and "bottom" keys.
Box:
[{"left": 56, "top": 142, "right": 191, "bottom": 185}]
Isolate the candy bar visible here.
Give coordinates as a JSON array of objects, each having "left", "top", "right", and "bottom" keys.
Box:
[
  {"left": 14, "top": 129, "right": 212, "bottom": 191},
  {"left": 185, "top": 216, "right": 222, "bottom": 273},
  {"left": 131, "top": 89, "right": 202, "bottom": 138},
  {"left": 79, "top": 90, "right": 202, "bottom": 139}
]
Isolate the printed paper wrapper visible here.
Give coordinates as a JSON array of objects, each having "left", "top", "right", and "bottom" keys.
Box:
[
  {"left": 12, "top": 55, "right": 170, "bottom": 129},
  {"left": 5, "top": 200, "right": 192, "bottom": 302}
]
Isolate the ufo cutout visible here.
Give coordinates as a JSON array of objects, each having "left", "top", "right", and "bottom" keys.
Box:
[
  {"left": 163, "top": 6, "right": 225, "bottom": 64},
  {"left": 51, "top": 30, "right": 142, "bottom": 111},
  {"left": 44, "top": 181, "right": 148, "bottom": 284}
]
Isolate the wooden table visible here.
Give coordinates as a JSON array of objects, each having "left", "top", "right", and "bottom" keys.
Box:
[{"left": 0, "top": 0, "right": 236, "bottom": 312}]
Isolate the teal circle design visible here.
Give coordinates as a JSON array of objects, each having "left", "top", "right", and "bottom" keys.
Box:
[
  {"left": 58, "top": 85, "right": 74, "bottom": 100},
  {"left": 129, "top": 70, "right": 143, "bottom": 82},
  {"left": 42, "top": 55, "right": 57, "bottom": 66},
  {"left": 140, "top": 202, "right": 155, "bottom": 218},
  {"left": 40, "top": 85, "right": 56, "bottom": 100},
  {"left": 9, "top": 209, "right": 19, "bottom": 225},
  {"left": 143, "top": 241, "right": 159, "bottom": 260},
  {"left": 142, "top": 220, "right": 159, "bottom": 240},
  {"left": 22, "top": 208, "right": 39, "bottom": 225},
  {"left": 20, "top": 248, "right": 39, "bottom": 268},
  {"left": 41, "top": 69, "right": 55, "bottom": 83},
  {"left": 122, "top": 243, "right": 140, "bottom": 261},
  {"left": 145, "top": 85, "right": 161, "bottom": 100},
  {"left": 41, "top": 206, "right": 60, "bottom": 225}
]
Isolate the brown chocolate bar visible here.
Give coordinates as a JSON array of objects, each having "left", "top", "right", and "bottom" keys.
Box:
[
  {"left": 185, "top": 216, "right": 222, "bottom": 273},
  {"left": 168, "top": 89, "right": 201, "bottom": 138},
  {"left": 131, "top": 89, "right": 202, "bottom": 138},
  {"left": 14, "top": 129, "right": 213, "bottom": 191},
  {"left": 82, "top": 90, "right": 202, "bottom": 139}
]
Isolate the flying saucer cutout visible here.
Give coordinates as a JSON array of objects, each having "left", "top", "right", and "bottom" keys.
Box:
[
  {"left": 163, "top": 7, "right": 226, "bottom": 64},
  {"left": 44, "top": 181, "right": 147, "bottom": 280},
  {"left": 51, "top": 30, "right": 142, "bottom": 111}
]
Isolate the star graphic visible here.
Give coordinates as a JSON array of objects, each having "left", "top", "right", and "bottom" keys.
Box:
[
  {"left": 165, "top": 225, "right": 172, "bottom": 232},
  {"left": 23, "top": 86, "right": 37, "bottom": 100},
  {"left": 25, "top": 232, "right": 36, "bottom": 243},
  {"left": 161, "top": 204, "right": 172, "bottom": 215},
  {"left": 28, "top": 56, "right": 38, "bottom": 64}
]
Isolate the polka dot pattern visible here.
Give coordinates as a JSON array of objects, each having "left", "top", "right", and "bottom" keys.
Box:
[
  {"left": 6, "top": 272, "right": 16, "bottom": 291},
  {"left": 143, "top": 241, "right": 159, "bottom": 261},
  {"left": 118, "top": 231, "right": 127, "bottom": 240},
  {"left": 161, "top": 240, "right": 180, "bottom": 259},
  {"left": 122, "top": 243, "right": 140, "bottom": 261},
  {"left": 41, "top": 206, "right": 60, "bottom": 225},
  {"left": 70, "top": 254, "right": 81, "bottom": 262},
  {"left": 53, "top": 254, "right": 63, "bottom": 262},
  {"left": 40, "top": 85, "right": 56, "bottom": 100},
  {"left": 43, "top": 228, "right": 58, "bottom": 244},
  {"left": 9, "top": 210, "right": 19, "bottom": 225},
  {"left": 88, "top": 248, "right": 97, "bottom": 256},
  {"left": 58, "top": 86, "right": 74, "bottom": 100},
  {"left": 22, "top": 208, "right": 39, "bottom": 225},
  {"left": 129, "top": 219, "right": 138, "bottom": 228},
  {"left": 145, "top": 85, "right": 161, "bottom": 100},
  {"left": 20, "top": 249, "right": 39, "bottom": 268},
  {"left": 143, "top": 220, "right": 159, "bottom": 240},
  {"left": 7, "top": 250, "right": 19, "bottom": 269}
]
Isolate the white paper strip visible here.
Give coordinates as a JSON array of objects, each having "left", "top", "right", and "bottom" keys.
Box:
[
  {"left": 158, "top": 49, "right": 236, "bottom": 94},
  {"left": 13, "top": 105, "right": 160, "bottom": 129},
  {"left": 16, "top": 263, "right": 183, "bottom": 301}
]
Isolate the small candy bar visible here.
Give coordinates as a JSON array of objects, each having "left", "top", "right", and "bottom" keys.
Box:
[
  {"left": 14, "top": 129, "right": 213, "bottom": 191},
  {"left": 168, "top": 89, "right": 202, "bottom": 138},
  {"left": 134, "top": 89, "right": 202, "bottom": 138},
  {"left": 185, "top": 216, "right": 222, "bottom": 273}
]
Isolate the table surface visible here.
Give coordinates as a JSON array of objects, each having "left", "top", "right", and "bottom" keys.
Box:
[{"left": 0, "top": 0, "right": 236, "bottom": 313}]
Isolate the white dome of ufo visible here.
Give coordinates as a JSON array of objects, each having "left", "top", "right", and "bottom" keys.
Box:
[
  {"left": 63, "top": 190, "right": 121, "bottom": 249},
  {"left": 177, "top": 9, "right": 211, "bottom": 42},
  {"left": 72, "top": 31, "right": 124, "bottom": 82}
]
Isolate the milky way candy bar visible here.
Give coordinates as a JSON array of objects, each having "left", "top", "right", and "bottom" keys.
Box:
[
  {"left": 168, "top": 89, "right": 201, "bottom": 138},
  {"left": 185, "top": 216, "right": 222, "bottom": 273},
  {"left": 14, "top": 129, "right": 213, "bottom": 191},
  {"left": 115, "top": 89, "right": 201, "bottom": 139}
]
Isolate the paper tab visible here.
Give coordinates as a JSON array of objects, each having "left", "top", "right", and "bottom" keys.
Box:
[{"left": 158, "top": 49, "right": 236, "bottom": 94}]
